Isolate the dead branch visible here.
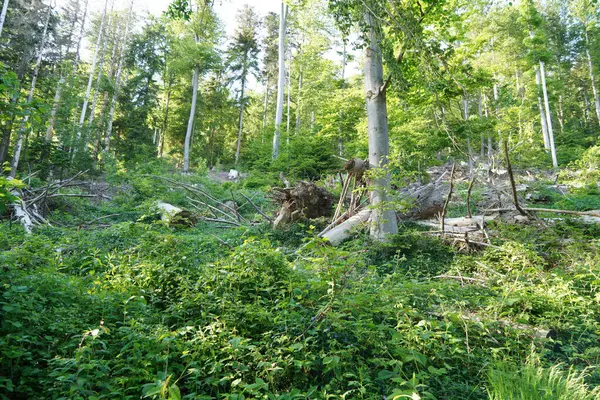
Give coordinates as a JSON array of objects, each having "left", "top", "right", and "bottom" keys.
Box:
[
  {"left": 239, "top": 192, "right": 273, "bottom": 223},
  {"left": 440, "top": 163, "right": 456, "bottom": 233}
]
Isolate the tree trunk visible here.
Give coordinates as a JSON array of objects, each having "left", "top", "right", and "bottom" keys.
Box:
[
  {"left": 45, "top": 76, "right": 66, "bottom": 143},
  {"left": 87, "top": 7, "right": 113, "bottom": 131},
  {"left": 105, "top": 2, "right": 133, "bottom": 152},
  {"left": 75, "top": 0, "right": 109, "bottom": 145},
  {"left": 9, "top": 3, "right": 52, "bottom": 177},
  {"left": 295, "top": 66, "right": 303, "bottom": 133},
  {"left": 262, "top": 77, "right": 269, "bottom": 128},
  {"left": 534, "top": 66, "right": 550, "bottom": 149},
  {"left": 539, "top": 61, "right": 558, "bottom": 168},
  {"left": 0, "top": 0, "right": 9, "bottom": 40},
  {"left": 286, "top": 51, "right": 291, "bottom": 144},
  {"left": 463, "top": 93, "right": 473, "bottom": 176},
  {"left": 183, "top": 64, "right": 199, "bottom": 172},
  {"left": 72, "top": 0, "right": 89, "bottom": 69},
  {"left": 159, "top": 79, "right": 171, "bottom": 158},
  {"left": 585, "top": 29, "right": 600, "bottom": 126},
  {"left": 364, "top": 11, "right": 397, "bottom": 240},
  {"left": 235, "top": 76, "right": 245, "bottom": 164},
  {"left": 272, "top": 1, "right": 286, "bottom": 159}
]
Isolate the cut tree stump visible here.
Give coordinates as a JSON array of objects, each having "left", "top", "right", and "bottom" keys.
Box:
[{"left": 155, "top": 202, "right": 197, "bottom": 227}]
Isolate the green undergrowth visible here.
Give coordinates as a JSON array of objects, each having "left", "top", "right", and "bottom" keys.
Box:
[{"left": 1, "top": 172, "right": 599, "bottom": 399}]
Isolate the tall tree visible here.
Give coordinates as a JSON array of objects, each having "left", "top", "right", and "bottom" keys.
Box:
[
  {"left": 227, "top": 4, "right": 260, "bottom": 164},
  {"left": 272, "top": 1, "right": 287, "bottom": 159}
]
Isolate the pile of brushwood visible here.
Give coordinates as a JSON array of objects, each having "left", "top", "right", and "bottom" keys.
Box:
[{"left": 1, "top": 165, "right": 600, "bottom": 399}]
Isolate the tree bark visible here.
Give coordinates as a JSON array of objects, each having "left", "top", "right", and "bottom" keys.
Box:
[
  {"left": 534, "top": 66, "right": 550, "bottom": 149},
  {"left": 286, "top": 51, "right": 291, "bottom": 143},
  {"left": 585, "top": 29, "right": 600, "bottom": 126},
  {"left": 105, "top": 1, "right": 133, "bottom": 153},
  {"left": 262, "top": 77, "right": 269, "bottom": 129},
  {"left": 75, "top": 0, "right": 109, "bottom": 146},
  {"left": 0, "top": 0, "right": 9, "bottom": 40},
  {"left": 159, "top": 79, "right": 172, "bottom": 158},
  {"left": 539, "top": 61, "right": 558, "bottom": 168},
  {"left": 295, "top": 65, "right": 303, "bottom": 133},
  {"left": 364, "top": 11, "right": 397, "bottom": 240},
  {"left": 272, "top": 1, "right": 286, "bottom": 159},
  {"left": 235, "top": 76, "right": 245, "bottom": 164},
  {"left": 9, "top": 3, "right": 52, "bottom": 177},
  {"left": 183, "top": 64, "right": 199, "bottom": 172}
]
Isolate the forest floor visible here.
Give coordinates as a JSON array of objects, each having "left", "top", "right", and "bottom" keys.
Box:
[{"left": 1, "top": 167, "right": 600, "bottom": 399}]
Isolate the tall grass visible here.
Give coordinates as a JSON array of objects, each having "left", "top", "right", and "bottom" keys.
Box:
[{"left": 487, "top": 359, "right": 600, "bottom": 400}]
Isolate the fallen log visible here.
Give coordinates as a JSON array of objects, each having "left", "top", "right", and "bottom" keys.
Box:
[{"left": 322, "top": 209, "right": 371, "bottom": 245}]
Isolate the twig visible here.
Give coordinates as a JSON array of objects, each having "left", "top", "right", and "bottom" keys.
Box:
[
  {"left": 199, "top": 217, "right": 241, "bottom": 226},
  {"left": 239, "top": 192, "right": 273, "bottom": 223},
  {"left": 433, "top": 274, "right": 486, "bottom": 283},
  {"left": 484, "top": 207, "right": 600, "bottom": 218}
]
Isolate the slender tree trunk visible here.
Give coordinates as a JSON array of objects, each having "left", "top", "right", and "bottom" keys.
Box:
[
  {"left": 286, "top": 52, "right": 291, "bottom": 144},
  {"left": 364, "top": 11, "right": 397, "bottom": 240},
  {"left": 539, "top": 61, "right": 558, "bottom": 168},
  {"left": 183, "top": 64, "right": 199, "bottom": 172},
  {"left": 535, "top": 66, "right": 550, "bottom": 149},
  {"left": 584, "top": 89, "right": 591, "bottom": 124},
  {"left": 478, "top": 92, "right": 484, "bottom": 158},
  {"left": 159, "top": 79, "right": 171, "bottom": 158},
  {"left": 235, "top": 76, "right": 246, "bottom": 164},
  {"left": 338, "top": 41, "right": 346, "bottom": 156},
  {"left": 45, "top": 76, "right": 66, "bottom": 143},
  {"left": 72, "top": 0, "right": 89, "bottom": 70},
  {"left": 0, "top": 0, "right": 9, "bottom": 40},
  {"left": 295, "top": 66, "right": 302, "bottom": 133},
  {"left": 272, "top": 1, "right": 286, "bottom": 159},
  {"left": 75, "top": 0, "right": 109, "bottom": 144},
  {"left": 262, "top": 77, "right": 269, "bottom": 129},
  {"left": 463, "top": 92, "right": 473, "bottom": 176},
  {"left": 585, "top": 29, "right": 600, "bottom": 126},
  {"left": 558, "top": 95, "right": 564, "bottom": 133},
  {"left": 9, "top": 3, "right": 51, "bottom": 177},
  {"left": 105, "top": 1, "right": 133, "bottom": 152}
]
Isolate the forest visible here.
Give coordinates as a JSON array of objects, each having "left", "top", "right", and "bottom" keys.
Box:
[{"left": 1, "top": 0, "right": 600, "bottom": 398}]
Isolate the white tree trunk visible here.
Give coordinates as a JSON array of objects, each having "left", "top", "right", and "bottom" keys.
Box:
[
  {"left": 0, "top": 0, "right": 9, "bottom": 40},
  {"left": 72, "top": 0, "right": 89, "bottom": 69},
  {"left": 75, "top": 0, "right": 109, "bottom": 143},
  {"left": 272, "top": 1, "right": 286, "bottom": 159},
  {"left": 539, "top": 61, "right": 558, "bottom": 168},
  {"left": 364, "top": 11, "right": 397, "bottom": 240},
  {"left": 9, "top": 3, "right": 52, "bottom": 178},
  {"left": 262, "top": 77, "right": 269, "bottom": 129},
  {"left": 183, "top": 64, "right": 199, "bottom": 172},
  {"left": 535, "top": 66, "right": 550, "bottom": 149},
  {"left": 585, "top": 29, "right": 600, "bottom": 126},
  {"left": 45, "top": 76, "right": 66, "bottom": 142},
  {"left": 286, "top": 52, "right": 291, "bottom": 143},
  {"left": 295, "top": 66, "right": 303, "bottom": 133},
  {"left": 87, "top": 7, "right": 113, "bottom": 130},
  {"left": 104, "top": 1, "right": 133, "bottom": 152},
  {"left": 235, "top": 76, "right": 245, "bottom": 164}
]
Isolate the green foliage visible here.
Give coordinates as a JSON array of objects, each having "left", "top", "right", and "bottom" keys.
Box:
[{"left": 488, "top": 358, "right": 600, "bottom": 400}]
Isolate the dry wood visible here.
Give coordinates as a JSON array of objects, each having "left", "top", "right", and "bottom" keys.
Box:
[
  {"left": 239, "top": 192, "right": 273, "bottom": 223},
  {"left": 503, "top": 140, "right": 528, "bottom": 216},
  {"left": 440, "top": 163, "right": 456, "bottom": 233},
  {"left": 466, "top": 175, "right": 475, "bottom": 218},
  {"left": 322, "top": 209, "right": 371, "bottom": 245}
]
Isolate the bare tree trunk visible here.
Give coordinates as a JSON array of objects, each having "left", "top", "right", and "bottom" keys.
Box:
[
  {"left": 295, "top": 66, "right": 302, "bottom": 133},
  {"left": 45, "top": 76, "right": 66, "bottom": 142},
  {"left": 9, "top": 3, "right": 52, "bottom": 178},
  {"left": 558, "top": 95, "right": 564, "bottom": 133},
  {"left": 364, "top": 11, "right": 397, "bottom": 240},
  {"left": 159, "top": 79, "right": 171, "bottom": 158},
  {"left": 539, "top": 61, "right": 558, "bottom": 168},
  {"left": 235, "top": 76, "right": 245, "bottom": 164},
  {"left": 104, "top": 1, "right": 133, "bottom": 152},
  {"left": 478, "top": 92, "right": 485, "bottom": 158},
  {"left": 585, "top": 29, "right": 600, "bottom": 126},
  {"left": 183, "top": 64, "right": 199, "bottom": 172},
  {"left": 87, "top": 5, "right": 113, "bottom": 132},
  {"left": 75, "top": 0, "right": 109, "bottom": 145},
  {"left": 0, "top": 0, "right": 9, "bottom": 40},
  {"left": 272, "top": 1, "right": 286, "bottom": 159},
  {"left": 286, "top": 51, "right": 291, "bottom": 143},
  {"left": 535, "top": 66, "right": 550, "bottom": 149},
  {"left": 262, "top": 77, "right": 269, "bottom": 128},
  {"left": 463, "top": 92, "right": 473, "bottom": 176},
  {"left": 338, "top": 41, "right": 346, "bottom": 156},
  {"left": 72, "top": 0, "right": 89, "bottom": 69}
]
